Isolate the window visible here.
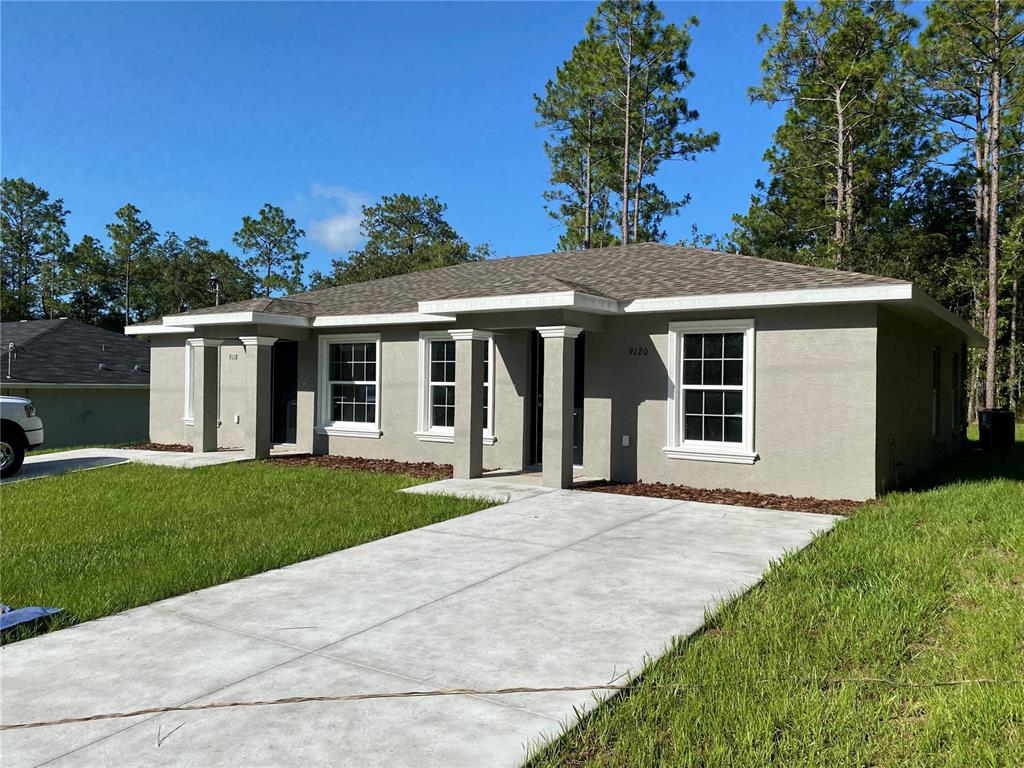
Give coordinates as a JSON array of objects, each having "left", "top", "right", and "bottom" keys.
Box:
[
  {"left": 318, "top": 334, "right": 382, "bottom": 437},
  {"left": 429, "top": 339, "right": 456, "bottom": 430},
  {"left": 417, "top": 331, "right": 495, "bottom": 442},
  {"left": 666, "top": 320, "right": 756, "bottom": 464}
]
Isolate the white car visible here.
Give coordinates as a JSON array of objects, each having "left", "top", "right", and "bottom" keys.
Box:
[{"left": 0, "top": 395, "right": 45, "bottom": 478}]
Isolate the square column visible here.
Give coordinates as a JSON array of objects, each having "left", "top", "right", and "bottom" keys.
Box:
[
  {"left": 240, "top": 336, "right": 276, "bottom": 459},
  {"left": 189, "top": 338, "right": 223, "bottom": 453},
  {"left": 537, "top": 325, "right": 582, "bottom": 489},
  {"left": 451, "top": 329, "right": 488, "bottom": 479}
]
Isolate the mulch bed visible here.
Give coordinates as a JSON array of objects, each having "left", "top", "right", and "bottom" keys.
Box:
[
  {"left": 577, "top": 480, "right": 862, "bottom": 515},
  {"left": 130, "top": 443, "right": 194, "bottom": 452},
  {"left": 269, "top": 454, "right": 453, "bottom": 480}
]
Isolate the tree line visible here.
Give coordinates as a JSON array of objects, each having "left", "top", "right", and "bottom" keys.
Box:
[
  {"left": 537, "top": 0, "right": 1022, "bottom": 414},
  {"left": 0, "top": 185, "right": 486, "bottom": 330}
]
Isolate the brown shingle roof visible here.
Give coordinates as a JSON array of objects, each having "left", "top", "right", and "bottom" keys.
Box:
[{"left": 165, "top": 243, "right": 907, "bottom": 320}]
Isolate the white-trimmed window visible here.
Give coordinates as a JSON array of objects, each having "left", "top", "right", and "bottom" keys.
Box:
[
  {"left": 182, "top": 342, "right": 195, "bottom": 424},
  {"left": 417, "top": 331, "right": 495, "bottom": 443},
  {"left": 318, "top": 334, "right": 382, "bottom": 438},
  {"left": 665, "top": 320, "right": 756, "bottom": 464}
]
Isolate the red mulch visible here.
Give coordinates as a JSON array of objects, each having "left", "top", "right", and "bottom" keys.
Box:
[
  {"left": 131, "top": 442, "right": 194, "bottom": 452},
  {"left": 268, "top": 453, "right": 453, "bottom": 480},
  {"left": 577, "top": 480, "right": 862, "bottom": 515}
]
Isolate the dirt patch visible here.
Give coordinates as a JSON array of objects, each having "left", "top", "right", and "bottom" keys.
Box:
[
  {"left": 268, "top": 453, "right": 453, "bottom": 480},
  {"left": 577, "top": 480, "right": 862, "bottom": 515},
  {"left": 130, "top": 443, "right": 193, "bottom": 452}
]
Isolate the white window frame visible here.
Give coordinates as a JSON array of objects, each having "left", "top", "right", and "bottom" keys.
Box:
[
  {"left": 416, "top": 330, "right": 495, "bottom": 444},
  {"left": 317, "top": 333, "right": 382, "bottom": 438},
  {"left": 182, "top": 341, "right": 195, "bottom": 425},
  {"left": 665, "top": 319, "right": 757, "bottom": 464}
]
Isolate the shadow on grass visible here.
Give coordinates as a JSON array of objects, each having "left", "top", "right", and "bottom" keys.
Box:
[{"left": 901, "top": 438, "right": 1024, "bottom": 492}]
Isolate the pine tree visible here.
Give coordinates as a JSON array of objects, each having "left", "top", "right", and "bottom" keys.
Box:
[{"left": 232, "top": 203, "right": 307, "bottom": 297}]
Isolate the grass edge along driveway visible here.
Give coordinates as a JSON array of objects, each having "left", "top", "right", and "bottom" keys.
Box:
[
  {"left": 526, "top": 431, "right": 1024, "bottom": 768},
  {"left": 2, "top": 461, "right": 490, "bottom": 642}
]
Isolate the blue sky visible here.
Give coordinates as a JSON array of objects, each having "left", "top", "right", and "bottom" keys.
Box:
[{"left": 5, "top": 1, "right": 798, "bottom": 276}]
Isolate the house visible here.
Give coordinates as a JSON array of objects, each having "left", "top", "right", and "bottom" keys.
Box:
[
  {"left": 126, "top": 244, "right": 984, "bottom": 500},
  {"left": 1, "top": 319, "right": 150, "bottom": 448}
]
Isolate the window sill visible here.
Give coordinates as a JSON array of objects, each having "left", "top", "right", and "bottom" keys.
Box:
[
  {"left": 317, "top": 426, "right": 382, "bottom": 439},
  {"left": 663, "top": 446, "right": 758, "bottom": 465},
  {"left": 415, "top": 431, "right": 497, "bottom": 445}
]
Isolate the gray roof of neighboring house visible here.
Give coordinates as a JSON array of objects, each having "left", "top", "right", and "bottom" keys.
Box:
[
  {"left": 0, "top": 319, "right": 150, "bottom": 386},
  {"left": 163, "top": 243, "right": 908, "bottom": 320}
]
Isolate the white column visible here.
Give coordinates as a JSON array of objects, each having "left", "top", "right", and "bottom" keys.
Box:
[
  {"left": 537, "top": 325, "right": 582, "bottom": 489},
  {"left": 188, "top": 338, "right": 223, "bottom": 453},
  {"left": 450, "top": 329, "right": 488, "bottom": 480},
  {"left": 239, "top": 336, "right": 277, "bottom": 459}
]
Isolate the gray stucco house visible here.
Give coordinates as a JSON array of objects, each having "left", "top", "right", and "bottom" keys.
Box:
[
  {"left": 126, "top": 244, "right": 983, "bottom": 500},
  {"left": 2, "top": 319, "right": 150, "bottom": 448}
]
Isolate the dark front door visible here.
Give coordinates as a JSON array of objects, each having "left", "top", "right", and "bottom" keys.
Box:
[
  {"left": 528, "top": 331, "right": 585, "bottom": 466},
  {"left": 271, "top": 340, "right": 298, "bottom": 444}
]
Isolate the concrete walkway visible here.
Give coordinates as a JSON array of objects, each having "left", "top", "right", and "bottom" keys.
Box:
[
  {"left": 0, "top": 482, "right": 839, "bottom": 767},
  {"left": 3, "top": 445, "right": 303, "bottom": 483}
]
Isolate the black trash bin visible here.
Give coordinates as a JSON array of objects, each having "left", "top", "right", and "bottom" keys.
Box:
[{"left": 978, "top": 409, "right": 1015, "bottom": 450}]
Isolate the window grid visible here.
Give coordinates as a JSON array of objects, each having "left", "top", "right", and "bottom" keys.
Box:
[
  {"left": 482, "top": 341, "right": 490, "bottom": 432},
  {"left": 429, "top": 340, "right": 456, "bottom": 429},
  {"left": 681, "top": 332, "right": 744, "bottom": 444},
  {"left": 328, "top": 342, "right": 377, "bottom": 425}
]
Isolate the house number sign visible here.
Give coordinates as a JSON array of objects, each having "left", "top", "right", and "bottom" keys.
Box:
[{"left": 627, "top": 345, "right": 650, "bottom": 357}]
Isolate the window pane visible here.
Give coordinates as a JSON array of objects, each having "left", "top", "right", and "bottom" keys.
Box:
[
  {"left": 683, "top": 335, "right": 703, "bottom": 359},
  {"left": 724, "top": 391, "right": 743, "bottom": 415},
  {"left": 684, "top": 390, "right": 703, "bottom": 414},
  {"left": 703, "top": 360, "right": 722, "bottom": 385},
  {"left": 704, "top": 334, "right": 723, "bottom": 358},
  {"left": 684, "top": 415, "right": 703, "bottom": 440},
  {"left": 724, "top": 333, "right": 743, "bottom": 358},
  {"left": 330, "top": 383, "right": 343, "bottom": 421},
  {"left": 704, "top": 391, "right": 724, "bottom": 415},
  {"left": 724, "top": 416, "right": 742, "bottom": 443},
  {"left": 430, "top": 361, "right": 446, "bottom": 383},
  {"left": 723, "top": 360, "right": 743, "bottom": 386},
  {"left": 683, "top": 361, "right": 702, "bottom": 385},
  {"left": 444, "top": 361, "right": 456, "bottom": 383},
  {"left": 704, "top": 415, "right": 723, "bottom": 442},
  {"left": 341, "top": 402, "right": 354, "bottom": 422},
  {"left": 329, "top": 345, "right": 342, "bottom": 381},
  {"left": 365, "top": 385, "right": 376, "bottom": 405},
  {"left": 364, "top": 343, "right": 377, "bottom": 363}
]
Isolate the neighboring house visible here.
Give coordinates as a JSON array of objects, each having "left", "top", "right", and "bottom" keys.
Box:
[
  {"left": 127, "top": 244, "right": 983, "bottom": 500},
  {"left": 1, "top": 319, "right": 150, "bottom": 448}
]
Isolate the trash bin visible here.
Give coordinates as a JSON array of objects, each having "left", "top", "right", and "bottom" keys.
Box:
[{"left": 978, "top": 409, "right": 1015, "bottom": 450}]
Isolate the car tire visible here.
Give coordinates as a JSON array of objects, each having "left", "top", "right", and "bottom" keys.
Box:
[{"left": 1, "top": 428, "right": 26, "bottom": 478}]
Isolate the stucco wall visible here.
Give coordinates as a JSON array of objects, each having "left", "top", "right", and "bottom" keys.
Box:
[
  {"left": 5, "top": 386, "right": 149, "bottom": 448},
  {"left": 581, "top": 305, "right": 880, "bottom": 501},
  {"left": 875, "top": 307, "right": 964, "bottom": 491},
  {"left": 318, "top": 327, "right": 529, "bottom": 470}
]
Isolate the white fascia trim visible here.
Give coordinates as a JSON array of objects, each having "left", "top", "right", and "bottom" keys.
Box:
[
  {"left": 624, "top": 284, "right": 913, "bottom": 314},
  {"left": 313, "top": 312, "right": 455, "bottom": 327},
  {"left": 164, "top": 312, "right": 311, "bottom": 328},
  {"left": 911, "top": 286, "right": 987, "bottom": 348},
  {"left": 662, "top": 447, "right": 758, "bottom": 465},
  {"left": 417, "top": 290, "right": 620, "bottom": 316},
  {"left": 125, "top": 324, "right": 193, "bottom": 336},
  {"left": 0, "top": 382, "right": 150, "bottom": 390}
]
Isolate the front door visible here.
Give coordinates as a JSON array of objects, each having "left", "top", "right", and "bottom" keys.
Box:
[
  {"left": 528, "top": 331, "right": 585, "bottom": 466},
  {"left": 271, "top": 340, "right": 298, "bottom": 444}
]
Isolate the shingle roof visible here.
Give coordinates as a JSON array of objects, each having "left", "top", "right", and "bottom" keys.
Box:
[
  {"left": 164, "top": 243, "right": 908, "bottom": 320},
  {"left": 0, "top": 319, "right": 150, "bottom": 386}
]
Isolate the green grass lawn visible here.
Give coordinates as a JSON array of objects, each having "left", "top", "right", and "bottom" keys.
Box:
[
  {"left": 528, "top": 431, "right": 1024, "bottom": 767},
  {"left": 1, "top": 461, "right": 488, "bottom": 642}
]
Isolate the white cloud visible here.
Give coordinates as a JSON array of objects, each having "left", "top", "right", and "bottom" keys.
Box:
[{"left": 308, "top": 184, "right": 369, "bottom": 253}]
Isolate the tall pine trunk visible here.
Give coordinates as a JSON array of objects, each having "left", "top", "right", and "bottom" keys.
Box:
[
  {"left": 584, "top": 108, "right": 593, "bottom": 249},
  {"left": 620, "top": 30, "right": 633, "bottom": 245},
  {"left": 984, "top": 0, "right": 1002, "bottom": 410},
  {"left": 834, "top": 88, "right": 847, "bottom": 267}
]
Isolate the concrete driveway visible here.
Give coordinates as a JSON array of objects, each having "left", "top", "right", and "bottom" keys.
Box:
[{"left": 0, "top": 483, "right": 838, "bottom": 767}]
